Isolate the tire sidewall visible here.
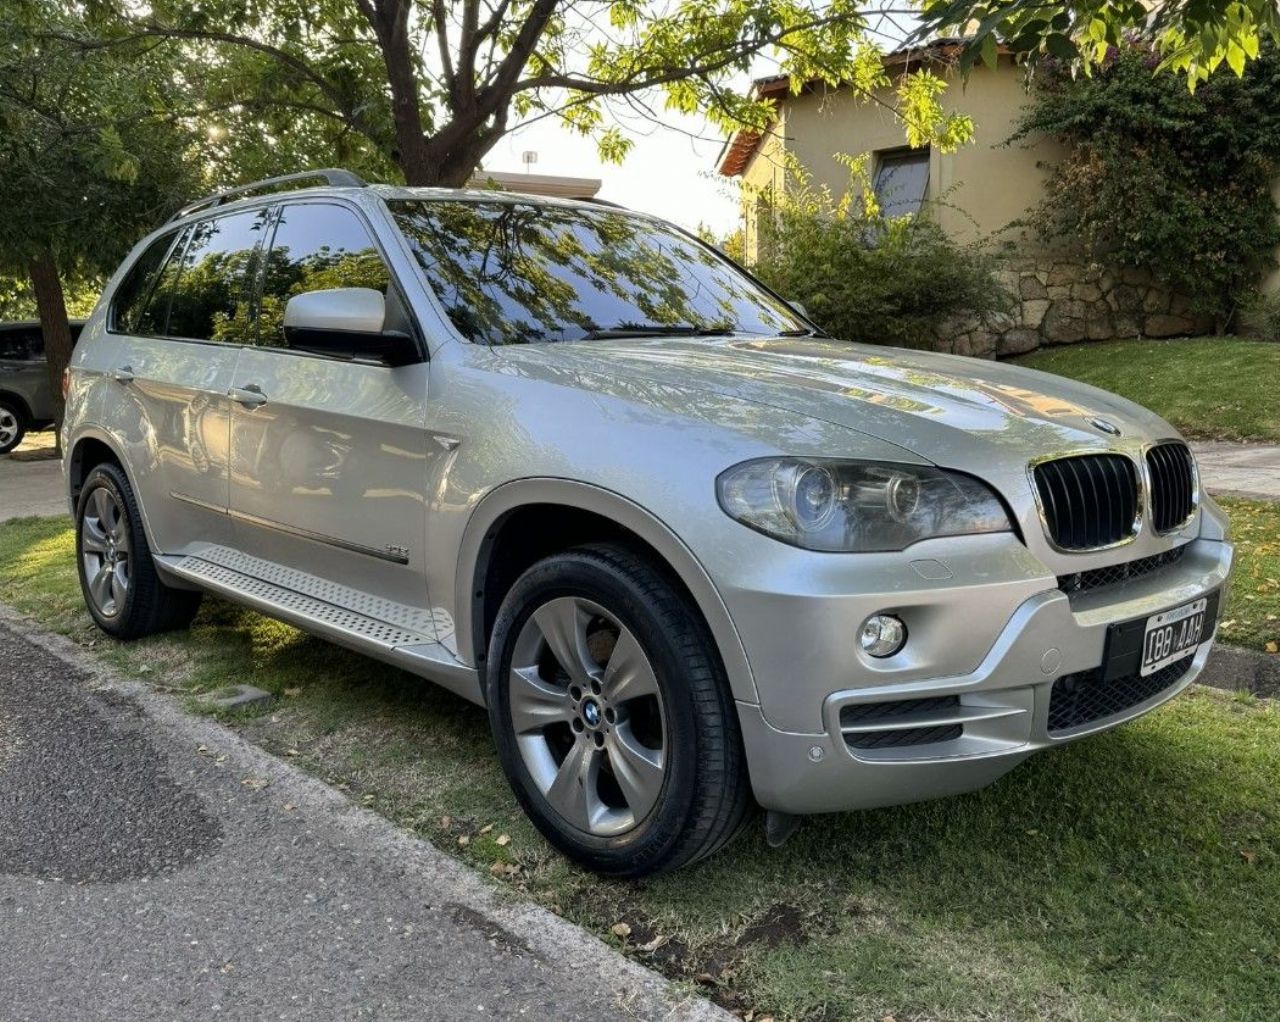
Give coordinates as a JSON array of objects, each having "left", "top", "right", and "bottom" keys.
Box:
[
  {"left": 75, "top": 464, "right": 140, "bottom": 635},
  {"left": 486, "top": 551, "right": 702, "bottom": 873},
  {"left": 0, "top": 400, "right": 25, "bottom": 454}
]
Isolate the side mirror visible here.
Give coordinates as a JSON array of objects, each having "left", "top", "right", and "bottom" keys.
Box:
[
  {"left": 282, "top": 287, "right": 420, "bottom": 366},
  {"left": 790, "top": 300, "right": 809, "bottom": 318}
]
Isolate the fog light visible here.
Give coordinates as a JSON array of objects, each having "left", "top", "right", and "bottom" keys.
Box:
[{"left": 859, "top": 614, "right": 907, "bottom": 658}]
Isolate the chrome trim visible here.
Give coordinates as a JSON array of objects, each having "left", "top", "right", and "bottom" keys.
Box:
[
  {"left": 1025, "top": 450, "right": 1144, "bottom": 554},
  {"left": 168, "top": 491, "right": 410, "bottom": 565},
  {"left": 1141, "top": 438, "right": 1200, "bottom": 536},
  {"left": 169, "top": 491, "right": 229, "bottom": 515}
]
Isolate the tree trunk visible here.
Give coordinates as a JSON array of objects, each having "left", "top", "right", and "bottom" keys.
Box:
[{"left": 28, "top": 250, "right": 73, "bottom": 454}]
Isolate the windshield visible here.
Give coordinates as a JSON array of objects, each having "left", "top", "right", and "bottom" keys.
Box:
[{"left": 388, "top": 199, "right": 811, "bottom": 345}]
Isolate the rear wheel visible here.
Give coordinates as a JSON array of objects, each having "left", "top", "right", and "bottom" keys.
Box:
[
  {"left": 0, "top": 399, "right": 26, "bottom": 454},
  {"left": 486, "top": 544, "right": 750, "bottom": 876},
  {"left": 76, "top": 462, "right": 202, "bottom": 639}
]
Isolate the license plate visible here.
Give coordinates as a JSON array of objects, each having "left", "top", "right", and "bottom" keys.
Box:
[{"left": 1140, "top": 598, "right": 1208, "bottom": 676}]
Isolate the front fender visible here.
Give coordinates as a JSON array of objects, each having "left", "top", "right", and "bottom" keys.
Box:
[{"left": 453, "top": 477, "right": 760, "bottom": 707}]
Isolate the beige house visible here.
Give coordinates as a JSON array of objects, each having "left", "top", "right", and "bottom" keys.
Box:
[{"left": 717, "top": 43, "right": 1225, "bottom": 356}]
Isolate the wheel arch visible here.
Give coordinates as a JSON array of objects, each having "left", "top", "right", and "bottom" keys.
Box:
[
  {"left": 67, "top": 430, "right": 127, "bottom": 508},
  {"left": 457, "top": 479, "right": 759, "bottom": 706},
  {"left": 0, "top": 389, "right": 34, "bottom": 424}
]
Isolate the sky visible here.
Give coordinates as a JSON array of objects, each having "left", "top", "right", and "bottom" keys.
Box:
[{"left": 485, "top": 106, "right": 746, "bottom": 238}]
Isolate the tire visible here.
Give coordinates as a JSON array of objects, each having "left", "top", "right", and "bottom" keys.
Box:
[
  {"left": 486, "top": 543, "right": 751, "bottom": 876},
  {"left": 75, "top": 461, "right": 203, "bottom": 639},
  {"left": 0, "top": 399, "right": 26, "bottom": 454}
]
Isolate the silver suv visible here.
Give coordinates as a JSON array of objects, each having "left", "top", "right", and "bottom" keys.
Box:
[{"left": 64, "top": 170, "right": 1233, "bottom": 875}]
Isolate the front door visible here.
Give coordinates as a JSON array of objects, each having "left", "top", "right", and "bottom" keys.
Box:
[{"left": 227, "top": 201, "right": 436, "bottom": 624}]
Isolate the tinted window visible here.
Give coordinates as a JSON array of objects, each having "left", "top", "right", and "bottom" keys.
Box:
[
  {"left": 873, "top": 149, "right": 930, "bottom": 219},
  {"left": 389, "top": 200, "right": 806, "bottom": 346},
  {"left": 165, "top": 208, "right": 271, "bottom": 342},
  {"left": 137, "top": 227, "right": 189, "bottom": 337},
  {"left": 111, "top": 231, "right": 179, "bottom": 334},
  {"left": 0, "top": 327, "right": 43, "bottom": 360},
  {"left": 257, "top": 203, "right": 392, "bottom": 348}
]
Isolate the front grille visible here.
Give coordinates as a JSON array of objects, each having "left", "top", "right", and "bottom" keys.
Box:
[
  {"left": 1047, "top": 658, "right": 1194, "bottom": 734},
  {"left": 840, "top": 695, "right": 962, "bottom": 750},
  {"left": 1033, "top": 454, "right": 1139, "bottom": 551},
  {"left": 1057, "top": 545, "right": 1188, "bottom": 595},
  {"left": 1146, "top": 442, "right": 1196, "bottom": 532}
]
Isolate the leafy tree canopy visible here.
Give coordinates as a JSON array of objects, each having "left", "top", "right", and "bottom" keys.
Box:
[
  {"left": 70, "top": 0, "right": 979, "bottom": 188},
  {"left": 918, "top": 0, "right": 1279, "bottom": 86}
]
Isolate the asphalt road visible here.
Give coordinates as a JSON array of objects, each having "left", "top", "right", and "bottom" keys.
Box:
[{"left": 0, "top": 617, "right": 725, "bottom": 1022}]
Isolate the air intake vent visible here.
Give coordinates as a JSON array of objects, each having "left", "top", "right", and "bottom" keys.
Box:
[
  {"left": 1146, "top": 442, "right": 1196, "bottom": 533},
  {"left": 1032, "top": 454, "right": 1139, "bottom": 551}
]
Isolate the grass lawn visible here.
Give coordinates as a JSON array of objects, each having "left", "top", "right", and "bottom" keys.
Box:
[
  {"left": 2, "top": 513, "right": 1278, "bottom": 1022},
  {"left": 1015, "top": 338, "right": 1280, "bottom": 444}
]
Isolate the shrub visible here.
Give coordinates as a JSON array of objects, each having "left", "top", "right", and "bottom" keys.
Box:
[
  {"left": 1243, "top": 292, "right": 1280, "bottom": 342},
  {"left": 747, "top": 161, "right": 1011, "bottom": 347},
  {"left": 1014, "top": 44, "right": 1280, "bottom": 332}
]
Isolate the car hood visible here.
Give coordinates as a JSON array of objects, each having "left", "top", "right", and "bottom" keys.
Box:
[{"left": 499, "top": 335, "right": 1176, "bottom": 481}]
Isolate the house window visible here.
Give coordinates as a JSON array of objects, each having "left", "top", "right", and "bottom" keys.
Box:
[{"left": 872, "top": 149, "right": 930, "bottom": 219}]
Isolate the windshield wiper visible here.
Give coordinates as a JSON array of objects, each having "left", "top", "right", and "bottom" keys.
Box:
[
  {"left": 776, "top": 326, "right": 827, "bottom": 337},
  {"left": 580, "top": 324, "right": 735, "bottom": 340}
]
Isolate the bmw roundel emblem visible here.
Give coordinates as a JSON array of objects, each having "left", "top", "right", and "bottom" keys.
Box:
[{"left": 1090, "top": 417, "right": 1121, "bottom": 437}]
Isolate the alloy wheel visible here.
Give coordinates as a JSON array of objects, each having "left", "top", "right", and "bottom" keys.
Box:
[
  {"left": 508, "top": 596, "right": 667, "bottom": 836},
  {"left": 81, "top": 487, "right": 131, "bottom": 618},
  {"left": 0, "top": 408, "right": 18, "bottom": 449}
]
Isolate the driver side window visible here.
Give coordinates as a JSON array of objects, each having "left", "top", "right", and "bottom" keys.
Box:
[{"left": 256, "top": 203, "right": 395, "bottom": 349}]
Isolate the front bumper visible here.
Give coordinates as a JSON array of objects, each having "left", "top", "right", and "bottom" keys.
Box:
[{"left": 727, "top": 508, "right": 1233, "bottom": 815}]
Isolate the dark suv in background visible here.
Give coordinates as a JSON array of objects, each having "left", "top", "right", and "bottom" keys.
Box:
[{"left": 0, "top": 319, "right": 85, "bottom": 452}]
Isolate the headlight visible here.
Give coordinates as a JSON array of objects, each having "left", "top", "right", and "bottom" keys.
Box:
[{"left": 715, "top": 458, "right": 1012, "bottom": 552}]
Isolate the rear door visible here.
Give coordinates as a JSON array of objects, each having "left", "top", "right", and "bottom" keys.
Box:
[
  {"left": 104, "top": 208, "right": 270, "bottom": 554},
  {"left": 226, "top": 200, "right": 435, "bottom": 617}
]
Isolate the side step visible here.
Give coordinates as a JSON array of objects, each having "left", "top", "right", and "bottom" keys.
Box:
[{"left": 166, "top": 553, "right": 437, "bottom": 647}]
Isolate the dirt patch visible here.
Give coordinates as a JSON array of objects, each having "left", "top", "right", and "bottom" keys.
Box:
[{"left": 446, "top": 902, "right": 541, "bottom": 960}]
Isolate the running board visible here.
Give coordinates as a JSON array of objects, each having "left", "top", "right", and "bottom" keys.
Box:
[{"left": 159, "top": 553, "right": 483, "bottom": 705}]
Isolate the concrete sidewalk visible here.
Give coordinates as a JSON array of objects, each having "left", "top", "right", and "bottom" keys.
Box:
[
  {"left": 1189, "top": 441, "right": 1280, "bottom": 502},
  {"left": 0, "top": 613, "right": 727, "bottom": 1022},
  {"left": 0, "top": 432, "right": 65, "bottom": 522}
]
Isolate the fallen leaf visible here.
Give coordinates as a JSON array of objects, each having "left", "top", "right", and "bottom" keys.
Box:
[
  {"left": 241, "top": 777, "right": 269, "bottom": 790},
  {"left": 283, "top": 687, "right": 302, "bottom": 697},
  {"left": 440, "top": 815, "right": 452, "bottom": 829},
  {"left": 495, "top": 833, "right": 511, "bottom": 847},
  {"left": 361, "top": 794, "right": 375, "bottom": 804},
  {"left": 1241, "top": 848, "right": 1259, "bottom": 864},
  {"left": 638, "top": 934, "right": 669, "bottom": 953},
  {"left": 285, "top": 748, "right": 300, "bottom": 757},
  {"left": 1265, "top": 642, "right": 1278, "bottom": 654},
  {"left": 695, "top": 972, "right": 717, "bottom": 986},
  {"left": 611, "top": 922, "right": 632, "bottom": 939},
  {"left": 479, "top": 823, "right": 494, "bottom": 835},
  {"left": 457, "top": 835, "right": 470, "bottom": 847}
]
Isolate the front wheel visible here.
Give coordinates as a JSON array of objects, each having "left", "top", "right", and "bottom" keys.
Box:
[
  {"left": 0, "top": 399, "right": 26, "bottom": 454},
  {"left": 75, "top": 462, "right": 203, "bottom": 639},
  {"left": 486, "top": 544, "right": 750, "bottom": 876}
]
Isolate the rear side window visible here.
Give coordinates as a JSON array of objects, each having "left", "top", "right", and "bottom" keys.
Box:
[
  {"left": 110, "top": 231, "right": 179, "bottom": 334},
  {"left": 256, "top": 203, "right": 393, "bottom": 348},
  {"left": 0, "top": 327, "right": 43, "bottom": 360},
  {"left": 165, "top": 208, "right": 272, "bottom": 342}
]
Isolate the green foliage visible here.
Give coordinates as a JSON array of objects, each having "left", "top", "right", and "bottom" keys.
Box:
[
  {"left": 748, "top": 161, "right": 1011, "bottom": 347},
  {"left": 0, "top": 3, "right": 201, "bottom": 278},
  {"left": 0, "top": 276, "right": 100, "bottom": 321},
  {"left": 917, "top": 0, "right": 1280, "bottom": 87},
  {"left": 82, "top": 0, "right": 975, "bottom": 187},
  {"left": 1243, "top": 292, "right": 1280, "bottom": 342},
  {"left": 1014, "top": 44, "right": 1280, "bottom": 329}
]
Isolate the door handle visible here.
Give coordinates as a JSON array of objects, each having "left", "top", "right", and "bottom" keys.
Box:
[
  {"left": 112, "top": 365, "right": 135, "bottom": 384},
  {"left": 228, "top": 383, "right": 267, "bottom": 408}
]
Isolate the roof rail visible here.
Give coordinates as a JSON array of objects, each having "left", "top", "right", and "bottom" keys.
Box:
[{"left": 169, "top": 169, "right": 367, "bottom": 222}]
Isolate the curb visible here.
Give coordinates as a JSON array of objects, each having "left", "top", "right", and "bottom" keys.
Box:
[
  {"left": 0, "top": 604, "right": 733, "bottom": 1022},
  {"left": 1199, "top": 642, "right": 1280, "bottom": 698}
]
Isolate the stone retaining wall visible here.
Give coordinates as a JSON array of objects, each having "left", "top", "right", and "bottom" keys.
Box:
[{"left": 935, "top": 257, "right": 1214, "bottom": 358}]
